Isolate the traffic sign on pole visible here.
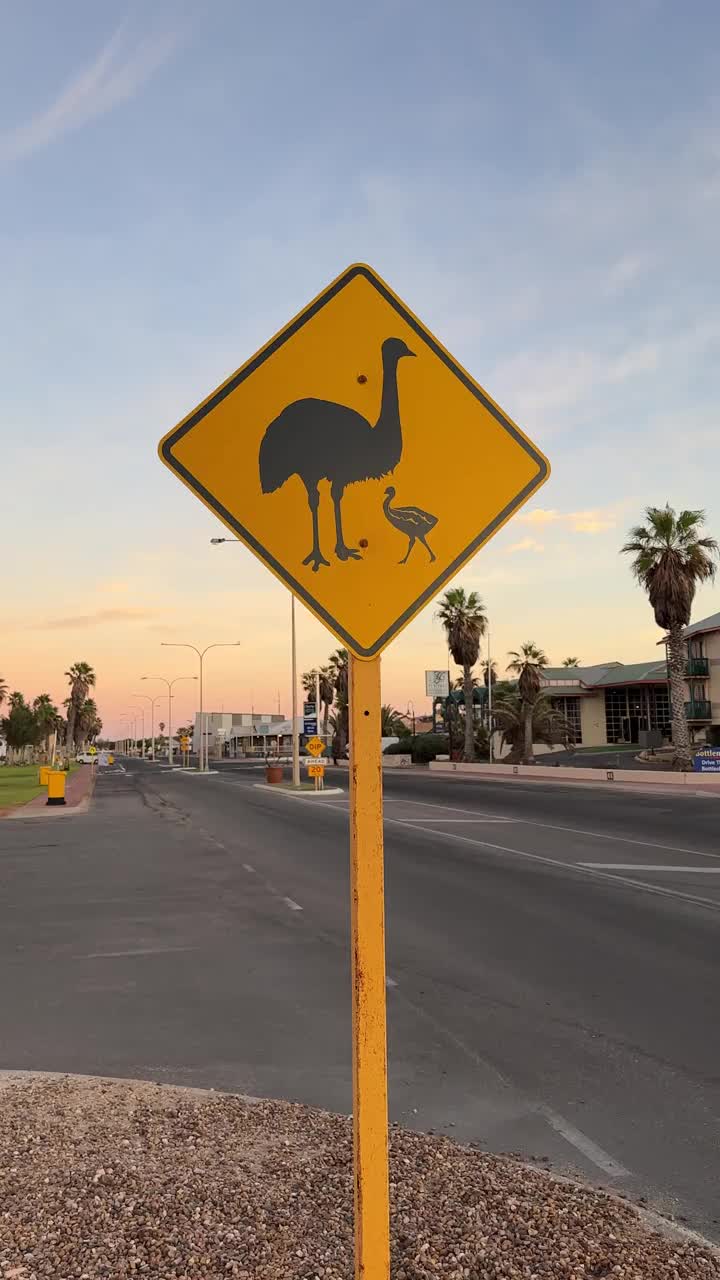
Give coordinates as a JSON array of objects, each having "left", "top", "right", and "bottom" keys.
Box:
[
  {"left": 157, "top": 263, "right": 550, "bottom": 1280},
  {"left": 158, "top": 263, "right": 548, "bottom": 661},
  {"left": 305, "top": 735, "right": 325, "bottom": 758}
]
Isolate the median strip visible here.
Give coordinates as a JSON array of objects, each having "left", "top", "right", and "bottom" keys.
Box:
[{"left": 0, "top": 1075, "right": 716, "bottom": 1279}]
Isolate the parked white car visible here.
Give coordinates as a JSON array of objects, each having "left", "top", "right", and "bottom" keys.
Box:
[{"left": 76, "top": 752, "right": 97, "bottom": 764}]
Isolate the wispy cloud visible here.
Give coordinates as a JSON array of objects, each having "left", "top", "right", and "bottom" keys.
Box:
[
  {"left": 519, "top": 507, "right": 617, "bottom": 534},
  {"left": 505, "top": 537, "right": 545, "bottom": 555},
  {"left": 0, "top": 23, "right": 180, "bottom": 164},
  {"left": 31, "top": 608, "right": 158, "bottom": 631}
]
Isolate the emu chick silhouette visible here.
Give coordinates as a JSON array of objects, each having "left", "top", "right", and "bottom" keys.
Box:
[{"left": 259, "top": 337, "right": 415, "bottom": 571}]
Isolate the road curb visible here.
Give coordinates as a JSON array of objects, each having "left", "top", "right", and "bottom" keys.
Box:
[
  {"left": 1, "top": 765, "right": 96, "bottom": 820},
  {"left": 252, "top": 783, "right": 345, "bottom": 797}
]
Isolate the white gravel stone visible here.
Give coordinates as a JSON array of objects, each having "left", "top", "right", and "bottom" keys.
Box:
[{"left": 0, "top": 1077, "right": 717, "bottom": 1279}]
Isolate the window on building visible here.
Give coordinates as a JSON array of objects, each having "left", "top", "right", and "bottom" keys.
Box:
[
  {"left": 550, "top": 696, "right": 582, "bottom": 745},
  {"left": 648, "top": 687, "right": 671, "bottom": 734},
  {"left": 604, "top": 689, "right": 627, "bottom": 743}
]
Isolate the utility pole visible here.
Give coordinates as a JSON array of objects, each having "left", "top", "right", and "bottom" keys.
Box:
[
  {"left": 161, "top": 642, "right": 241, "bottom": 772},
  {"left": 291, "top": 595, "right": 300, "bottom": 786},
  {"left": 487, "top": 624, "right": 494, "bottom": 764}
]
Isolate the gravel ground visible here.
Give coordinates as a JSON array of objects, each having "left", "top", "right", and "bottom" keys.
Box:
[{"left": 0, "top": 1077, "right": 717, "bottom": 1279}]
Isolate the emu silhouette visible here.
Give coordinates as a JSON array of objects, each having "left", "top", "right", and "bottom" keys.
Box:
[
  {"left": 258, "top": 337, "right": 415, "bottom": 571},
  {"left": 383, "top": 486, "right": 438, "bottom": 563}
]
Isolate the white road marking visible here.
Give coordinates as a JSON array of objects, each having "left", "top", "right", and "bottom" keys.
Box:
[
  {"left": 283, "top": 897, "right": 303, "bottom": 911},
  {"left": 580, "top": 863, "right": 720, "bottom": 873},
  {"left": 249, "top": 790, "right": 720, "bottom": 909},
  {"left": 80, "top": 947, "right": 196, "bottom": 959},
  {"left": 386, "top": 976, "right": 398, "bottom": 988},
  {"left": 242, "top": 863, "right": 256, "bottom": 873},
  {"left": 382, "top": 795, "right": 720, "bottom": 861},
  {"left": 388, "top": 819, "right": 720, "bottom": 913},
  {"left": 534, "top": 1104, "right": 630, "bottom": 1178},
  {"left": 396, "top": 817, "right": 510, "bottom": 824}
]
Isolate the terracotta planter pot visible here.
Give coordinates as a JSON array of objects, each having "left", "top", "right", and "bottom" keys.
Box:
[{"left": 265, "top": 764, "right": 284, "bottom": 785}]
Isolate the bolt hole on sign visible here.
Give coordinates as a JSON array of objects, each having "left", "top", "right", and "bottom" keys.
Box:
[{"left": 158, "top": 264, "right": 549, "bottom": 660}]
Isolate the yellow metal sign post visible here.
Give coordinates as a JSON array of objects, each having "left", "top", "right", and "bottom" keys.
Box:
[
  {"left": 349, "top": 655, "right": 388, "bottom": 1276},
  {"left": 158, "top": 262, "right": 549, "bottom": 1280}
]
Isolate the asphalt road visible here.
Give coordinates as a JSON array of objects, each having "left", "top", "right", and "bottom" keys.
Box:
[{"left": 1, "top": 760, "right": 719, "bottom": 1238}]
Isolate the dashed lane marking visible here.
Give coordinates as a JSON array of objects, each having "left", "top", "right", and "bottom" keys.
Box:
[{"left": 534, "top": 1104, "right": 630, "bottom": 1178}]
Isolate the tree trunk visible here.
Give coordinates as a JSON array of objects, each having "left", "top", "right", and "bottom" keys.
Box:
[
  {"left": 323, "top": 703, "right": 329, "bottom": 737},
  {"left": 462, "top": 665, "right": 475, "bottom": 762},
  {"left": 522, "top": 701, "right": 534, "bottom": 764},
  {"left": 667, "top": 626, "right": 692, "bottom": 771},
  {"left": 65, "top": 708, "right": 75, "bottom": 753}
]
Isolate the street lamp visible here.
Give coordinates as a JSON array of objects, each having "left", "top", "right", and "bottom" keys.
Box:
[
  {"left": 161, "top": 641, "right": 241, "bottom": 772},
  {"left": 132, "top": 693, "right": 163, "bottom": 761},
  {"left": 211, "top": 537, "right": 300, "bottom": 785},
  {"left": 487, "top": 623, "right": 494, "bottom": 765},
  {"left": 130, "top": 705, "right": 146, "bottom": 758},
  {"left": 141, "top": 675, "right": 198, "bottom": 764},
  {"left": 406, "top": 699, "right": 416, "bottom": 752}
]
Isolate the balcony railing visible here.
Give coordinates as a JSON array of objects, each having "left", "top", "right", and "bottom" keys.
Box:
[
  {"left": 685, "top": 700, "right": 712, "bottom": 720},
  {"left": 685, "top": 657, "right": 709, "bottom": 677}
]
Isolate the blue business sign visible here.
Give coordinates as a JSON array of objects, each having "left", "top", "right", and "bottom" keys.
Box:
[
  {"left": 303, "top": 701, "right": 317, "bottom": 736},
  {"left": 693, "top": 748, "right": 720, "bottom": 773}
]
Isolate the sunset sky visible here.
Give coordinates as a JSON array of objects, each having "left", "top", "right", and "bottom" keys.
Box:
[{"left": 3, "top": 0, "right": 720, "bottom": 739}]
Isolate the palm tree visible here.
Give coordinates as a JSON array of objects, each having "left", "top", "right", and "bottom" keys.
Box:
[
  {"left": 32, "top": 694, "right": 60, "bottom": 761},
  {"left": 436, "top": 588, "right": 487, "bottom": 761},
  {"left": 507, "top": 642, "right": 549, "bottom": 764},
  {"left": 381, "top": 704, "right": 406, "bottom": 737},
  {"left": 328, "top": 649, "right": 349, "bottom": 757},
  {"left": 493, "top": 690, "right": 572, "bottom": 763},
  {"left": 76, "top": 698, "right": 102, "bottom": 752},
  {"left": 482, "top": 660, "right": 498, "bottom": 687},
  {"left": 319, "top": 666, "right": 334, "bottom": 738},
  {"left": 621, "top": 505, "right": 718, "bottom": 770},
  {"left": 0, "top": 677, "right": 7, "bottom": 710},
  {"left": 561, "top": 657, "right": 580, "bottom": 668},
  {"left": 301, "top": 670, "right": 318, "bottom": 704},
  {"left": 65, "top": 662, "right": 96, "bottom": 753}
]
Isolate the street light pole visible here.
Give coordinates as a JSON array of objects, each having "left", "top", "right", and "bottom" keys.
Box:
[
  {"left": 130, "top": 706, "right": 146, "bottom": 758},
  {"left": 133, "top": 693, "right": 162, "bottom": 760},
  {"left": 291, "top": 594, "right": 300, "bottom": 786},
  {"left": 141, "top": 676, "right": 198, "bottom": 764},
  {"left": 161, "top": 641, "right": 241, "bottom": 772},
  {"left": 487, "top": 624, "right": 493, "bottom": 764},
  {"left": 210, "top": 537, "right": 298, "bottom": 783}
]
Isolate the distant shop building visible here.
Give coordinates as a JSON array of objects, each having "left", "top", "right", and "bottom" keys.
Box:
[{"left": 192, "top": 712, "right": 285, "bottom": 759}]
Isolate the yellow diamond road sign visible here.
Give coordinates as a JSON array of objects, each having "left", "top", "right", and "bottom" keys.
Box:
[
  {"left": 159, "top": 264, "right": 549, "bottom": 657},
  {"left": 306, "top": 736, "right": 325, "bottom": 758}
]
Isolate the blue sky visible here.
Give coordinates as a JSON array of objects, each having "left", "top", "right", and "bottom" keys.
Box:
[{"left": 2, "top": 0, "right": 720, "bottom": 731}]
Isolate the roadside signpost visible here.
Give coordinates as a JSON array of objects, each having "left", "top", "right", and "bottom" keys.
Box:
[
  {"left": 158, "top": 262, "right": 549, "bottom": 1280},
  {"left": 425, "top": 669, "right": 450, "bottom": 698},
  {"left": 303, "top": 700, "right": 318, "bottom": 735},
  {"left": 308, "top": 761, "right": 325, "bottom": 791},
  {"left": 305, "top": 735, "right": 325, "bottom": 758}
]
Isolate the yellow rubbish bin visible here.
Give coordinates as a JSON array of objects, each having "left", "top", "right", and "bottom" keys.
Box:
[
  {"left": 39, "top": 766, "right": 52, "bottom": 786},
  {"left": 46, "top": 771, "right": 67, "bottom": 807},
  {"left": 108, "top": 754, "right": 114, "bottom": 765}
]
